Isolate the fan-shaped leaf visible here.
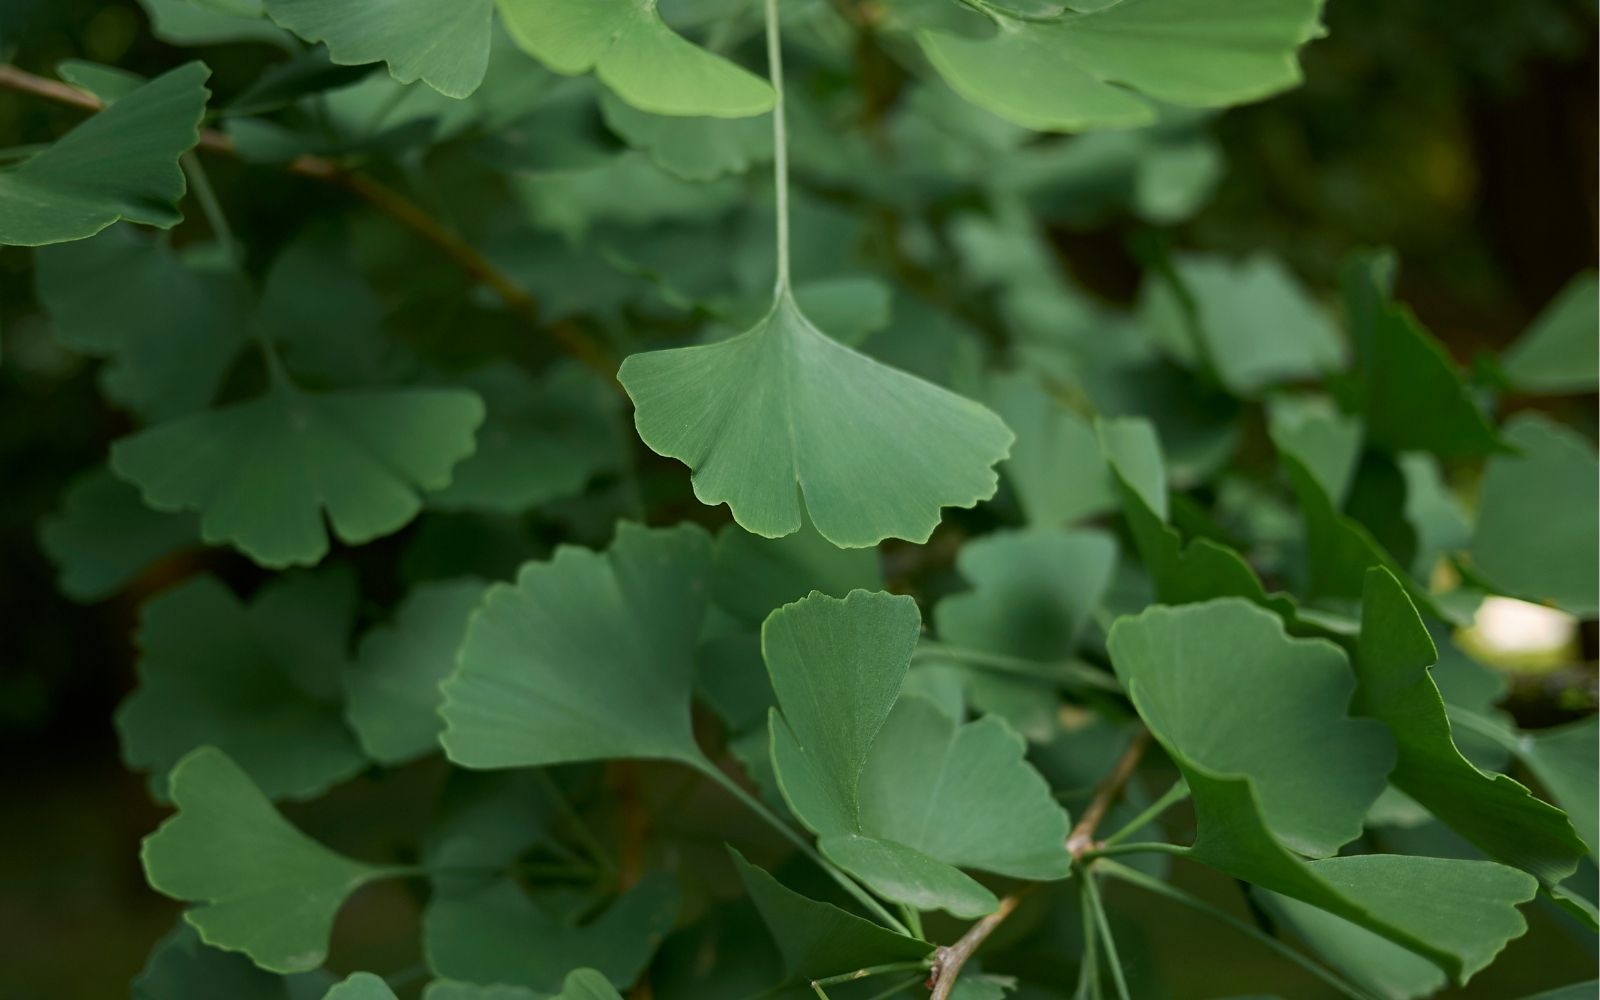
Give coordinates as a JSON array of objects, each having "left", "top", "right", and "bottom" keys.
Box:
[
  {"left": 142, "top": 747, "right": 398, "bottom": 973},
  {"left": 1500, "top": 272, "right": 1598, "bottom": 396},
  {"left": 111, "top": 386, "right": 485, "bottom": 569},
  {"left": 262, "top": 0, "right": 493, "bottom": 99},
  {"left": 133, "top": 922, "right": 334, "bottom": 1000},
  {"left": 599, "top": 91, "right": 771, "bottom": 181},
  {"left": 0, "top": 62, "right": 209, "bottom": 246},
  {"left": 621, "top": 292, "right": 1013, "bottom": 547},
  {"left": 498, "top": 0, "right": 774, "bottom": 117},
  {"left": 323, "top": 973, "right": 396, "bottom": 1000},
  {"left": 39, "top": 467, "right": 197, "bottom": 602}
]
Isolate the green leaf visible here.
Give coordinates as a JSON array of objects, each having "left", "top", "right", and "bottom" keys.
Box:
[
  {"left": 440, "top": 522, "right": 714, "bottom": 769},
  {"left": 133, "top": 922, "right": 335, "bottom": 1000},
  {"left": 1339, "top": 253, "right": 1502, "bottom": 457},
  {"left": 1469, "top": 414, "right": 1600, "bottom": 617},
  {"left": 117, "top": 574, "right": 367, "bottom": 801},
  {"left": 1258, "top": 890, "right": 1446, "bottom": 1000},
  {"left": 1109, "top": 599, "right": 1393, "bottom": 856},
  {"left": 497, "top": 0, "right": 775, "bottom": 118},
  {"left": 426, "top": 363, "right": 625, "bottom": 514},
  {"left": 39, "top": 466, "right": 197, "bottom": 602},
  {"left": 256, "top": 230, "right": 404, "bottom": 386},
  {"left": 599, "top": 91, "right": 771, "bottom": 181},
  {"left": 0, "top": 62, "right": 209, "bottom": 246},
  {"left": 322, "top": 973, "right": 397, "bottom": 1000},
  {"left": 1513, "top": 716, "right": 1599, "bottom": 856},
  {"left": 620, "top": 291, "right": 1014, "bottom": 547},
  {"left": 729, "top": 849, "right": 931, "bottom": 982},
  {"left": 142, "top": 747, "right": 397, "bottom": 973},
  {"left": 111, "top": 386, "right": 485, "bottom": 568},
  {"left": 1354, "top": 567, "right": 1587, "bottom": 885},
  {"left": 765, "top": 591, "right": 1071, "bottom": 915},
  {"left": 344, "top": 578, "right": 487, "bottom": 766},
  {"left": 919, "top": 0, "right": 1322, "bottom": 132},
  {"left": 262, "top": 0, "right": 493, "bottom": 99},
  {"left": 424, "top": 874, "right": 679, "bottom": 993},
  {"left": 35, "top": 224, "right": 250, "bottom": 419},
  {"left": 710, "top": 518, "right": 883, "bottom": 627},
  {"left": 134, "top": 0, "right": 292, "bottom": 46},
  {"left": 1500, "top": 271, "right": 1598, "bottom": 395}
]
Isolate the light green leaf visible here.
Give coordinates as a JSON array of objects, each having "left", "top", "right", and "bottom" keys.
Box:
[
  {"left": 56, "top": 59, "right": 146, "bottom": 102},
  {"left": 1501, "top": 272, "right": 1598, "bottom": 395},
  {"left": 262, "top": 0, "right": 494, "bottom": 99},
  {"left": 39, "top": 467, "right": 197, "bottom": 603},
  {"left": 1354, "top": 568, "right": 1587, "bottom": 885},
  {"left": 1514, "top": 716, "right": 1599, "bottom": 855},
  {"left": 1470, "top": 414, "right": 1600, "bottom": 617},
  {"left": 111, "top": 386, "right": 485, "bottom": 569},
  {"left": 440, "top": 522, "right": 714, "bottom": 769},
  {"left": 1259, "top": 890, "right": 1446, "bottom": 1000},
  {"left": 497, "top": 0, "right": 774, "bottom": 117},
  {"left": 35, "top": 224, "right": 249, "bottom": 419},
  {"left": 919, "top": 0, "right": 1322, "bottom": 132},
  {"left": 0, "top": 62, "right": 208, "bottom": 246},
  {"left": 142, "top": 747, "right": 396, "bottom": 973},
  {"left": 424, "top": 874, "right": 679, "bottom": 993},
  {"left": 322, "top": 973, "right": 397, "bottom": 1000},
  {"left": 117, "top": 574, "right": 366, "bottom": 802},
  {"left": 133, "top": 922, "right": 335, "bottom": 1000},
  {"left": 1110, "top": 600, "right": 1393, "bottom": 856},
  {"left": 620, "top": 292, "right": 1013, "bottom": 547},
  {"left": 729, "top": 849, "right": 931, "bottom": 982},
  {"left": 427, "top": 363, "right": 625, "bottom": 514},
  {"left": 1339, "top": 252, "right": 1502, "bottom": 457},
  {"left": 599, "top": 91, "right": 771, "bottom": 181},
  {"left": 344, "top": 578, "right": 486, "bottom": 766}
]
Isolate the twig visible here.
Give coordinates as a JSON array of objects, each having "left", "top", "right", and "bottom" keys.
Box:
[
  {"left": 928, "top": 890, "right": 1027, "bottom": 1000},
  {"left": 0, "top": 63, "right": 613, "bottom": 374},
  {"left": 1067, "top": 728, "right": 1151, "bottom": 859}
]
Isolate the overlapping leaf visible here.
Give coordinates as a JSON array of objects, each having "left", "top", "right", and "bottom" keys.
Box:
[
  {"left": 0, "top": 62, "right": 209, "bottom": 246},
  {"left": 918, "top": 0, "right": 1323, "bottom": 132},
  {"left": 1500, "top": 272, "right": 1598, "bottom": 395},
  {"left": 111, "top": 386, "right": 484, "bottom": 568},
  {"left": 621, "top": 292, "right": 1013, "bottom": 547},
  {"left": 262, "top": 0, "right": 493, "bottom": 99},
  {"left": 39, "top": 467, "right": 197, "bottom": 602},
  {"left": 599, "top": 91, "right": 771, "bottom": 181},
  {"left": 143, "top": 747, "right": 399, "bottom": 973},
  {"left": 132, "top": 922, "right": 334, "bottom": 1000}
]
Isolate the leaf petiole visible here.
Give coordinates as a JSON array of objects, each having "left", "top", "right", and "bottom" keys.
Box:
[
  {"left": 810, "top": 961, "right": 931, "bottom": 998},
  {"left": 912, "top": 641, "right": 1122, "bottom": 694},
  {"left": 763, "top": 0, "right": 790, "bottom": 294},
  {"left": 1081, "top": 872, "right": 1131, "bottom": 1000},
  {"left": 1097, "top": 779, "right": 1189, "bottom": 849}
]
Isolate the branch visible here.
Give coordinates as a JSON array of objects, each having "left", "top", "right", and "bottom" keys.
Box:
[
  {"left": 0, "top": 64, "right": 613, "bottom": 375},
  {"left": 928, "top": 727, "right": 1152, "bottom": 999}
]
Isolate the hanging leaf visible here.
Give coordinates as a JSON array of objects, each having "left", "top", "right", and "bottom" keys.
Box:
[
  {"left": 344, "top": 578, "right": 487, "bottom": 766},
  {"left": 117, "top": 573, "right": 367, "bottom": 802},
  {"left": 142, "top": 747, "right": 401, "bottom": 973},
  {"left": 498, "top": 0, "right": 775, "bottom": 117},
  {"left": 261, "top": 0, "right": 494, "bottom": 99},
  {"left": 39, "top": 467, "right": 197, "bottom": 602},
  {"left": 599, "top": 91, "right": 772, "bottom": 181},
  {"left": 919, "top": 0, "right": 1323, "bottom": 132},
  {"left": 440, "top": 522, "right": 714, "bottom": 770},
  {"left": 1257, "top": 890, "right": 1447, "bottom": 1000},
  {"left": 0, "top": 62, "right": 209, "bottom": 246},
  {"left": 620, "top": 292, "right": 1013, "bottom": 547},
  {"left": 1469, "top": 415, "right": 1600, "bottom": 617},
  {"left": 111, "top": 386, "right": 485, "bottom": 569},
  {"left": 1500, "top": 272, "right": 1599, "bottom": 396}
]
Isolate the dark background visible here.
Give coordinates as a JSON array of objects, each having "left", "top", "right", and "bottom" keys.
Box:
[{"left": 0, "top": 1, "right": 1596, "bottom": 997}]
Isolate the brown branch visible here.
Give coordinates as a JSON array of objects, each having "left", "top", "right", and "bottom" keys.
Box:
[
  {"left": 928, "top": 727, "right": 1152, "bottom": 999},
  {"left": 0, "top": 63, "right": 614, "bottom": 375}
]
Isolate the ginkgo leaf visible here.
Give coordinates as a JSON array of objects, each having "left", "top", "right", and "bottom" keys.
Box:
[
  {"left": 133, "top": 922, "right": 336, "bottom": 1000},
  {"left": 344, "top": 578, "right": 486, "bottom": 766},
  {"left": 1109, "top": 599, "right": 1393, "bottom": 857},
  {"left": 111, "top": 386, "right": 485, "bottom": 569},
  {"left": 710, "top": 517, "right": 883, "bottom": 627},
  {"left": 39, "top": 467, "right": 197, "bottom": 602},
  {"left": 765, "top": 591, "right": 1071, "bottom": 915},
  {"left": 0, "top": 62, "right": 209, "bottom": 246},
  {"left": 143, "top": 747, "right": 399, "bottom": 974},
  {"left": 599, "top": 91, "right": 771, "bottom": 181},
  {"left": 1354, "top": 567, "right": 1587, "bottom": 885},
  {"left": 262, "top": 0, "right": 494, "bottom": 99},
  {"left": 323, "top": 973, "right": 396, "bottom": 1000},
  {"left": 134, "top": 0, "right": 292, "bottom": 47},
  {"left": 35, "top": 224, "right": 250, "bottom": 419},
  {"left": 117, "top": 573, "right": 367, "bottom": 802},
  {"left": 620, "top": 291, "right": 1013, "bottom": 547},
  {"left": 440, "top": 522, "right": 714, "bottom": 770},
  {"left": 919, "top": 0, "right": 1322, "bottom": 132},
  {"left": 1258, "top": 889, "right": 1446, "bottom": 1000},
  {"left": 1500, "top": 272, "right": 1598, "bottom": 395},
  {"left": 424, "top": 874, "right": 679, "bottom": 993},
  {"left": 1469, "top": 415, "right": 1599, "bottom": 618},
  {"left": 497, "top": 0, "right": 775, "bottom": 118},
  {"left": 729, "top": 849, "right": 931, "bottom": 983},
  {"left": 1339, "top": 252, "right": 1502, "bottom": 457}
]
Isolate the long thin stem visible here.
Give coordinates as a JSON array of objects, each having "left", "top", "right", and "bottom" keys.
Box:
[
  {"left": 1074, "top": 879, "right": 1102, "bottom": 1000},
  {"left": 1098, "top": 779, "right": 1188, "bottom": 849},
  {"left": 929, "top": 888, "right": 1029, "bottom": 1000},
  {"left": 698, "top": 763, "right": 910, "bottom": 935},
  {"left": 1080, "top": 873, "right": 1131, "bottom": 1000},
  {"left": 1079, "top": 841, "right": 1190, "bottom": 862},
  {"left": 810, "top": 961, "right": 930, "bottom": 998},
  {"left": 533, "top": 769, "right": 618, "bottom": 877},
  {"left": 912, "top": 641, "right": 1122, "bottom": 695},
  {"left": 763, "top": 0, "right": 791, "bottom": 293},
  {"left": 181, "top": 152, "right": 235, "bottom": 265},
  {"left": 1068, "top": 728, "right": 1151, "bottom": 858},
  {"left": 1096, "top": 861, "right": 1378, "bottom": 1000}
]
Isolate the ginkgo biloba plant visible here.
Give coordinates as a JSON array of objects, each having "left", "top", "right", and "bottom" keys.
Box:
[{"left": 2, "top": 0, "right": 1596, "bottom": 997}]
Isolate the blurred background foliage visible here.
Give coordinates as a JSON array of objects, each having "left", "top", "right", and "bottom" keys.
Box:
[{"left": 0, "top": 0, "right": 1595, "bottom": 997}]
